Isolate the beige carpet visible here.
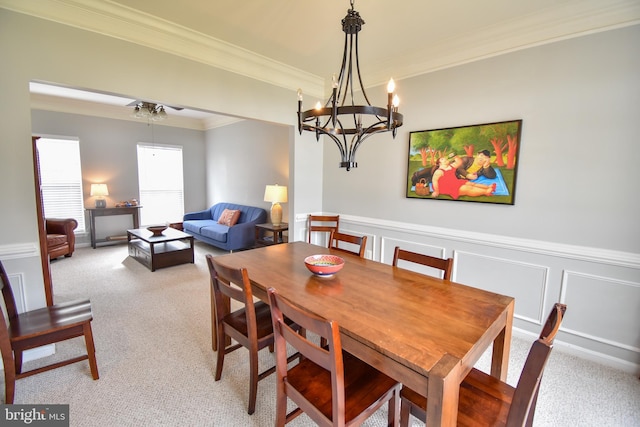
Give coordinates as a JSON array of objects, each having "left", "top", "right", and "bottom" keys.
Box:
[{"left": 2, "top": 242, "right": 639, "bottom": 426}]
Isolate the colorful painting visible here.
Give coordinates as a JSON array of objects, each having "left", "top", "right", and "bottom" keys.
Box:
[{"left": 405, "top": 120, "right": 522, "bottom": 205}]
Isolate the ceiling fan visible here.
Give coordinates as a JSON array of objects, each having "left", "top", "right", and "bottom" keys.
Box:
[{"left": 127, "top": 100, "right": 183, "bottom": 121}]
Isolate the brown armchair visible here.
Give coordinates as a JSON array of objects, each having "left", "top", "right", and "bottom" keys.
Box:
[{"left": 46, "top": 218, "right": 78, "bottom": 259}]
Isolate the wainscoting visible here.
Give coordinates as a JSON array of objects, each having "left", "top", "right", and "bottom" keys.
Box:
[{"left": 295, "top": 213, "right": 640, "bottom": 374}]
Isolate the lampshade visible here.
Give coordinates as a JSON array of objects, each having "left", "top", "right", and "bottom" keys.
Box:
[
  {"left": 264, "top": 185, "right": 287, "bottom": 203},
  {"left": 264, "top": 185, "right": 287, "bottom": 226},
  {"left": 90, "top": 183, "right": 109, "bottom": 208},
  {"left": 90, "top": 183, "right": 109, "bottom": 197}
]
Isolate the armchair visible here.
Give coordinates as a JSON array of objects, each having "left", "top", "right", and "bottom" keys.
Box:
[{"left": 46, "top": 218, "right": 78, "bottom": 259}]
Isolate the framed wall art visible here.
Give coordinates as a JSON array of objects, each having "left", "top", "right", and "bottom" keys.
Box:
[{"left": 405, "top": 119, "right": 522, "bottom": 205}]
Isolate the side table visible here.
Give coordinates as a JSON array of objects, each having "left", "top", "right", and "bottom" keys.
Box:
[{"left": 255, "top": 223, "right": 288, "bottom": 247}]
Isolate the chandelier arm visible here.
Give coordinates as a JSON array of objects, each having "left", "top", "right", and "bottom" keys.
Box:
[
  {"left": 350, "top": 123, "right": 394, "bottom": 163},
  {"left": 354, "top": 32, "right": 372, "bottom": 107},
  {"left": 336, "top": 33, "right": 349, "bottom": 106},
  {"left": 299, "top": 122, "right": 348, "bottom": 160}
]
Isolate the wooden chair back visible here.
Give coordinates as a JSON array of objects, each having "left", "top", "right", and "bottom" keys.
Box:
[
  {"left": 392, "top": 246, "right": 453, "bottom": 280},
  {"left": 400, "top": 303, "right": 567, "bottom": 427},
  {"left": 506, "top": 303, "right": 566, "bottom": 426},
  {"left": 206, "top": 254, "right": 280, "bottom": 415},
  {"left": 207, "top": 255, "right": 258, "bottom": 337},
  {"left": 267, "top": 287, "right": 400, "bottom": 426},
  {"left": 0, "top": 260, "right": 99, "bottom": 404},
  {"left": 329, "top": 231, "right": 367, "bottom": 258},
  {"left": 307, "top": 215, "right": 339, "bottom": 245}
]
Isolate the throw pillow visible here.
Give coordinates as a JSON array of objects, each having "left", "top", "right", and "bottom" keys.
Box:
[{"left": 218, "top": 209, "right": 241, "bottom": 227}]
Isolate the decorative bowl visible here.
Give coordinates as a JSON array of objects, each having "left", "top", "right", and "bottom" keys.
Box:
[
  {"left": 147, "top": 225, "right": 168, "bottom": 236},
  {"left": 304, "top": 255, "right": 345, "bottom": 278}
]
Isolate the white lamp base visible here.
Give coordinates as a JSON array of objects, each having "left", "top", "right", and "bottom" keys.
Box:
[{"left": 271, "top": 202, "right": 282, "bottom": 226}]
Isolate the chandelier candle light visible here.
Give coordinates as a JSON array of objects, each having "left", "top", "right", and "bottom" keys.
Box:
[
  {"left": 297, "top": 0, "right": 403, "bottom": 171},
  {"left": 264, "top": 185, "right": 288, "bottom": 226},
  {"left": 90, "top": 183, "right": 109, "bottom": 208}
]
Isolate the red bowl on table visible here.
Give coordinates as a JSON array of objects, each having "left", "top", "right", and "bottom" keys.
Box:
[{"left": 304, "top": 255, "right": 345, "bottom": 277}]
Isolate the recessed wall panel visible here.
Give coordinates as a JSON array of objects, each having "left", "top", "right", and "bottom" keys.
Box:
[
  {"left": 562, "top": 271, "right": 640, "bottom": 352},
  {"left": 456, "top": 251, "right": 548, "bottom": 323}
]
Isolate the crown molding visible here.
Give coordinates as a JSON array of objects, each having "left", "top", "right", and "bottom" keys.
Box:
[
  {"left": 0, "top": 0, "right": 325, "bottom": 98},
  {"left": 2, "top": 0, "right": 638, "bottom": 96},
  {"left": 367, "top": 0, "right": 640, "bottom": 86}
]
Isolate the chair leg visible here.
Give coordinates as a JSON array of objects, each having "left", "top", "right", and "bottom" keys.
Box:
[
  {"left": 14, "top": 349, "right": 23, "bottom": 375},
  {"left": 388, "top": 387, "right": 400, "bottom": 427},
  {"left": 399, "top": 397, "right": 411, "bottom": 427},
  {"left": 247, "top": 347, "right": 259, "bottom": 415},
  {"left": 1, "top": 350, "right": 15, "bottom": 404},
  {"left": 214, "top": 329, "right": 226, "bottom": 381},
  {"left": 83, "top": 323, "right": 99, "bottom": 380}
]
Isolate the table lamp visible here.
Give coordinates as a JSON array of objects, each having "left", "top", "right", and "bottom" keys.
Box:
[
  {"left": 90, "top": 183, "right": 109, "bottom": 208},
  {"left": 264, "top": 184, "right": 287, "bottom": 226}
]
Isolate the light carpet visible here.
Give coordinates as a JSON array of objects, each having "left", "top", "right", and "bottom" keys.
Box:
[{"left": 2, "top": 242, "right": 639, "bottom": 426}]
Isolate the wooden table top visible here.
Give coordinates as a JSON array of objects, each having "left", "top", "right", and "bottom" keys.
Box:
[{"left": 215, "top": 241, "right": 515, "bottom": 425}]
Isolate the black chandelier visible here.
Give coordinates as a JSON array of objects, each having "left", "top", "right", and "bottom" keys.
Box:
[{"left": 297, "top": 0, "right": 403, "bottom": 171}]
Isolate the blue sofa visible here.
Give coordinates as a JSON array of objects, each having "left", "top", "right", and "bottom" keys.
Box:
[{"left": 183, "top": 203, "right": 267, "bottom": 251}]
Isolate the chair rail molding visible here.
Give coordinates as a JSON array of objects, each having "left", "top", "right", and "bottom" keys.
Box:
[
  {"left": 333, "top": 214, "right": 640, "bottom": 269},
  {"left": 0, "top": 242, "right": 40, "bottom": 260}
]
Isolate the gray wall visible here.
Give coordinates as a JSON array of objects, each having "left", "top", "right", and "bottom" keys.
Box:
[
  {"left": 322, "top": 25, "right": 640, "bottom": 254},
  {"left": 306, "top": 25, "right": 640, "bottom": 371},
  {"left": 31, "top": 110, "right": 207, "bottom": 241},
  {"left": 206, "top": 120, "right": 290, "bottom": 223},
  {"left": 0, "top": 9, "right": 314, "bottom": 306},
  {"left": 30, "top": 111, "right": 291, "bottom": 236}
]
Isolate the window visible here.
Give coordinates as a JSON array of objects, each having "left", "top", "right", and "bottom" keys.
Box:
[
  {"left": 36, "top": 137, "right": 87, "bottom": 232},
  {"left": 137, "top": 144, "right": 184, "bottom": 226}
]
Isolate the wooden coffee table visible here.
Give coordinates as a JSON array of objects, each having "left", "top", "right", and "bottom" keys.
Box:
[{"left": 127, "top": 227, "right": 194, "bottom": 272}]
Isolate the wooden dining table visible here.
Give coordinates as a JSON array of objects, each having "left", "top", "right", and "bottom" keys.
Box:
[{"left": 214, "top": 242, "right": 515, "bottom": 426}]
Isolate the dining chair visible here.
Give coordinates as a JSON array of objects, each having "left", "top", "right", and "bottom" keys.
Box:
[
  {"left": 0, "top": 260, "right": 99, "bottom": 404},
  {"left": 267, "top": 287, "right": 401, "bottom": 426},
  {"left": 206, "top": 254, "right": 300, "bottom": 415},
  {"left": 392, "top": 246, "right": 453, "bottom": 280},
  {"left": 307, "top": 214, "right": 340, "bottom": 246},
  {"left": 329, "top": 231, "right": 367, "bottom": 258},
  {"left": 400, "top": 303, "right": 567, "bottom": 427}
]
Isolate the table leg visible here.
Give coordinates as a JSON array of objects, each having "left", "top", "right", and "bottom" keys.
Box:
[
  {"left": 150, "top": 242, "right": 156, "bottom": 272},
  {"left": 491, "top": 300, "right": 514, "bottom": 381},
  {"left": 427, "top": 354, "right": 461, "bottom": 427},
  {"left": 90, "top": 212, "right": 97, "bottom": 249}
]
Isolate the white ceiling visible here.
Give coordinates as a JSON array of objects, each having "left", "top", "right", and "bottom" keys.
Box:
[{"left": 5, "top": 0, "right": 639, "bottom": 129}]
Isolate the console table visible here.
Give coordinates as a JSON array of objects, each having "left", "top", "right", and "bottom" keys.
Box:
[{"left": 87, "top": 206, "right": 141, "bottom": 248}]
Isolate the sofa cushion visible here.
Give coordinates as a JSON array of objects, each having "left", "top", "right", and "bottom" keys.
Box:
[
  {"left": 183, "top": 220, "right": 214, "bottom": 234},
  {"left": 217, "top": 209, "right": 241, "bottom": 227},
  {"left": 200, "top": 224, "right": 229, "bottom": 243}
]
